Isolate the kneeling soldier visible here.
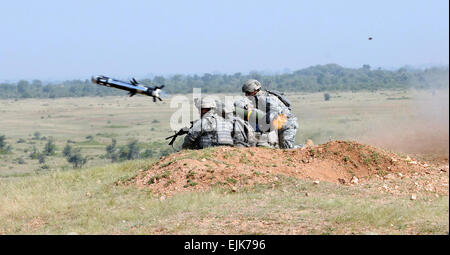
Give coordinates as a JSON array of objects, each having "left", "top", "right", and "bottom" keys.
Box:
[
  {"left": 240, "top": 79, "right": 299, "bottom": 149},
  {"left": 182, "top": 97, "right": 234, "bottom": 149}
]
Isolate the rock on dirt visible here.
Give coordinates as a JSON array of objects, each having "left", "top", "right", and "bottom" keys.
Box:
[
  {"left": 350, "top": 176, "right": 359, "bottom": 184},
  {"left": 305, "top": 139, "right": 314, "bottom": 148}
]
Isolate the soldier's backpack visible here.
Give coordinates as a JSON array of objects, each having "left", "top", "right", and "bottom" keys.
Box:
[
  {"left": 264, "top": 90, "right": 292, "bottom": 109},
  {"left": 231, "top": 117, "right": 257, "bottom": 147}
]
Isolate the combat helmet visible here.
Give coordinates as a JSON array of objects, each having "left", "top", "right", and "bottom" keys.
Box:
[
  {"left": 242, "top": 79, "right": 261, "bottom": 93},
  {"left": 200, "top": 97, "right": 217, "bottom": 109}
]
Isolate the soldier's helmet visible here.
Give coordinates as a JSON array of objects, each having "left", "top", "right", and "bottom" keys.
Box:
[
  {"left": 242, "top": 79, "right": 261, "bottom": 93},
  {"left": 200, "top": 97, "right": 216, "bottom": 109}
]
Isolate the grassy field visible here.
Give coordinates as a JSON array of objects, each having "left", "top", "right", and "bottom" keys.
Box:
[
  {"left": 0, "top": 96, "right": 177, "bottom": 176},
  {"left": 0, "top": 89, "right": 448, "bottom": 234},
  {"left": 1, "top": 89, "right": 447, "bottom": 176},
  {"left": 0, "top": 158, "right": 447, "bottom": 234}
]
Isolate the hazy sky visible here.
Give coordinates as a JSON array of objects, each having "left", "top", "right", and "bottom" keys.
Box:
[{"left": 0, "top": 0, "right": 448, "bottom": 81}]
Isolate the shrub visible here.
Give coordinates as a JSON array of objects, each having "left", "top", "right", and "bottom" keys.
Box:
[
  {"left": 65, "top": 147, "right": 87, "bottom": 168},
  {"left": 29, "top": 146, "right": 40, "bottom": 159},
  {"left": 106, "top": 139, "right": 141, "bottom": 162},
  {"left": 38, "top": 153, "right": 46, "bottom": 164},
  {"left": 17, "top": 157, "right": 26, "bottom": 164},
  {"left": 32, "top": 132, "right": 41, "bottom": 140},
  {"left": 43, "top": 138, "right": 57, "bottom": 156},
  {"left": 63, "top": 143, "right": 73, "bottom": 157},
  {"left": 0, "top": 135, "right": 6, "bottom": 149},
  {"left": 0, "top": 135, "right": 12, "bottom": 153},
  {"left": 142, "top": 149, "right": 154, "bottom": 158}
]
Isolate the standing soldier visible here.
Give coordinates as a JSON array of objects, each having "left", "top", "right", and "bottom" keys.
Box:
[
  {"left": 239, "top": 79, "right": 299, "bottom": 149},
  {"left": 182, "top": 97, "right": 234, "bottom": 149}
]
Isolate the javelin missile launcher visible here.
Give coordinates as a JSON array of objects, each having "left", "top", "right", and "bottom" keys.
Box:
[{"left": 91, "top": 75, "right": 164, "bottom": 102}]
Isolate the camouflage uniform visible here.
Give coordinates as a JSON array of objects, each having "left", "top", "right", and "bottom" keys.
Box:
[
  {"left": 229, "top": 115, "right": 257, "bottom": 147},
  {"left": 253, "top": 90, "right": 298, "bottom": 149},
  {"left": 233, "top": 97, "right": 276, "bottom": 147},
  {"left": 239, "top": 80, "right": 299, "bottom": 149},
  {"left": 182, "top": 99, "right": 234, "bottom": 149},
  {"left": 196, "top": 97, "right": 256, "bottom": 147}
]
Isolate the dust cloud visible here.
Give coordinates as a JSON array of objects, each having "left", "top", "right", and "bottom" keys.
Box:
[{"left": 359, "top": 88, "right": 449, "bottom": 162}]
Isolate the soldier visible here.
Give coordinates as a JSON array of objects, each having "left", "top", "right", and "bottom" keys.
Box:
[
  {"left": 182, "top": 97, "right": 234, "bottom": 149},
  {"left": 234, "top": 97, "right": 277, "bottom": 148},
  {"left": 212, "top": 99, "right": 257, "bottom": 147},
  {"left": 239, "top": 79, "right": 299, "bottom": 149},
  {"left": 229, "top": 114, "right": 257, "bottom": 147}
]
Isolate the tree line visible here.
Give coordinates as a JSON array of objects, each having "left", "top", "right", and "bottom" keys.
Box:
[{"left": 1, "top": 64, "right": 448, "bottom": 99}]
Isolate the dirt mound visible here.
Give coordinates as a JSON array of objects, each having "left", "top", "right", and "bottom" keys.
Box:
[{"left": 127, "top": 141, "right": 442, "bottom": 196}]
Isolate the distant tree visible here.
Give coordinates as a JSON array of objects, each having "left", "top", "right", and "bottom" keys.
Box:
[
  {"left": 31, "top": 80, "right": 42, "bottom": 87},
  {"left": 1, "top": 65, "right": 448, "bottom": 99},
  {"left": 106, "top": 139, "right": 116, "bottom": 154},
  {"left": 142, "top": 148, "right": 153, "bottom": 158},
  {"left": 29, "top": 146, "right": 39, "bottom": 159},
  {"left": 43, "top": 138, "right": 57, "bottom": 156},
  {"left": 0, "top": 135, "right": 6, "bottom": 150},
  {"left": 17, "top": 80, "right": 31, "bottom": 98},
  {"left": 63, "top": 143, "right": 73, "bottom": 157},
  {"left": 153, "top": 76, "right": 166, "bottom": 85},
  {"left": 38, "top": 153, "right": 46, "bottom": 164},
  {"left": 118, "top": 146, "right": 129, "bottom": 161},
  {"left": 362, "top": 64, "right": 371, "bottom": 70},
  {"left": 65, "top": 148, "right": 87, "bottom": 168},
  {"left": 126, "top": 140, "right": 140, "bottom": 160},
  {"left": 117, "top": 140, "right": 140, "bottom": 161},
  {"left": 17, "top": 157, "right": 26, "bottom": 164},
  {"left": 0, "top": 135, "right": 12, "bottom": 154},
  {"left": 105, "top": 138, "right": 117, "bottom": 162},
  {"left": 106, "top": 139, "right": 142, "bottom": 162},
  {"left": 33, "top": 132, "right": 41, "bottom": 140}
]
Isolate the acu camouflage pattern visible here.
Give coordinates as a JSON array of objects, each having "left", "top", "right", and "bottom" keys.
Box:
[
  {"left": 229, "top": 116, "right": 257, "bottom": 147},
  {"left": 239, "top": 91, "right": 298, "bottom": 149},
  {"left": 182, "top": 110, "right": 234, "bottom": 149},
  {"left": 194, "top": 97, "right": 256, "bottom": 147}
]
